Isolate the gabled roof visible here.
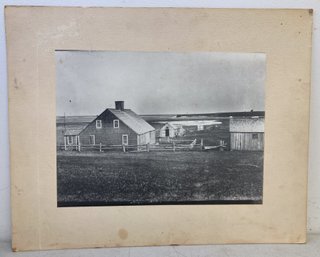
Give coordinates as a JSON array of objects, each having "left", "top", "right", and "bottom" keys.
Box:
[
  {"left": 161, "top": 122, "right": 181, "bottom": 130},
  {"left": 108, "top": 109, "right": 155, "bottom": 135}
]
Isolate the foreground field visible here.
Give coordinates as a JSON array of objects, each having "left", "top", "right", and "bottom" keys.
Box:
[{"left": 57, "top": 151, "right": 263, "bottom": 206}]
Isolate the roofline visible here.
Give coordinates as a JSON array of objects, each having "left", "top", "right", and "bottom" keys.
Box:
[
  {"left": 67, "top": 108, "right": 155, "bottom": 136},
  {"left": 77, "top": 108, "right": 113, "bottom": 136},
  {"left": 162, "top": 122, "right": 177, "bottom": 128},
  {"left": 230, "top": 131, "right": 264, "bottom": 133},
  {"left": 109, "top": 109, "right": 154, "bottom": 134},
  {"left": 107, "top": 109, "right": 155, "bottom": 135}
]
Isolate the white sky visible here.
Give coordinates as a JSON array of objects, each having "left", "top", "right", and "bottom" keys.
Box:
[{"left": 56, "top": 51, "right": 265, "bottom": 116}]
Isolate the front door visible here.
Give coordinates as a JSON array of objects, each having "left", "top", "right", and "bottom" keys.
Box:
[{"left": 165, "top": 127, "right": 170, "bottom": 137}]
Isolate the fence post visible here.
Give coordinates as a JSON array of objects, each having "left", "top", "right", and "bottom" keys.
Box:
[
  {"left": 173, "top": 142, "right": 176, "bottom": 152},
  {"left": 146, "top": 143, "right": 150, "bottom": 152},
  {"left": 200, "top": 138, "right": 203, "bottom": 151},
  {"left": 78, "top": 136, "right": 81, "bottom": 152},
  {"left": 123, "top": 145, "right": 126, "bottom": 153},
  {"left": 219, "top": 140, "right": 223, "bottom": 151},
  {"left": 99, "top": 142, "right": 102, "bottom": 152},
  {"left": 64, "top": 137, "right": 67, "bottom": 151}
]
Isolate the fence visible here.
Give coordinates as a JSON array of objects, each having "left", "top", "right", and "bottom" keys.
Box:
[
  {"left": 57, "top": 143, "right": 150, "bottom": 153},
  {"left": 57, "top": 139, "right": 213, "bottom": 153}
]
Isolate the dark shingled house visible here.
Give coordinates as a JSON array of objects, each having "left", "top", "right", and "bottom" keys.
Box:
[{"left": 63, "top": 101, "right": 156, "bottom": 149}]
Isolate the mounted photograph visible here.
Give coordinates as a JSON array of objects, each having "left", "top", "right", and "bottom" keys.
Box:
[{"left": 56, "top": 50, "right": 266, "bottom": 207}]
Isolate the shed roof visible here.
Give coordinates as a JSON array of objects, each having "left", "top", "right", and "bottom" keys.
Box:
[
  {"left": 64, "top": 128, "right": 83, "bottom": 136},
  {"left": 109, "top": 109, "right": 155, "bottom": 135},
  {"left": 230, "top": 118, "right": 264, "bottom": 133}
]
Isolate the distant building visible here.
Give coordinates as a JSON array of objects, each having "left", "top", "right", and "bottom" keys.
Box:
[
  {"left": 64, "top": 101, "right": 156, "bottom": 148},
  {"left": 229, "top": 117, "right": 264, "bottom": 151},
  {"left": 158, "top": 123, "right": 185, "bottom": 140}
]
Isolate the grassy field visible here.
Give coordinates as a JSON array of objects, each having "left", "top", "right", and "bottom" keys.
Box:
[{"left": 57, "top": 151, "right": 263, "bottom": 207}]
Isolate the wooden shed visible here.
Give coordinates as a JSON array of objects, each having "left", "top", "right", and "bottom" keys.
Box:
[
  {"left": 63, "top": 128, "right": 83, "bottom": 148},
  {"left": 229, "top": 117, "right": 264, "bottom": 151},
  {"left": 159, "top": 123, "right": 185, "bottom": 139}
]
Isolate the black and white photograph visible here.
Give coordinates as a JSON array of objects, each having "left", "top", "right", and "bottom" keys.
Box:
[{"left": 56, "top": 51, "right": 266, "bottom": 207}]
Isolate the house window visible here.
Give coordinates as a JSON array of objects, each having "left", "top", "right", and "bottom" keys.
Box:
[
  {"left": 67, "top": 136, "right": 73, "bottom": 145},
  {"left": 96, "top": 120, "right": 102, "bottom": 129},
  {"left": 89, "top": 135, "right": 95, "bottom": 145},
  {"left": 113, "top": 119, "right": 119, "bottom": 128},
  {"left": 252, "top": 133, "right": 258, "bottom": 139},
  {"left": 122, "top": 134, "right": 128, "bottom": 145}
]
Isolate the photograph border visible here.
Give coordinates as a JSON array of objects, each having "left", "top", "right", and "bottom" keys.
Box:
[
  {"left": 55, "top": 50, "right": 266, "bottom": 207},
  {"left": 5, "top": 7, "right": 312, "bottom": 251}
]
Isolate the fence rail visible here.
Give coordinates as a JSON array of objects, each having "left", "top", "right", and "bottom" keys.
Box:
[
  {"left": 57, "top": 143, "right": 150, "bottom": 152},
  {"left": 57, "top": 139, "right": 227, "bottom": 153}
]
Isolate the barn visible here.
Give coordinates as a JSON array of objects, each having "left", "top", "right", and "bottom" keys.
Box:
[
  {"left": 64, "top": 101, "right": 156, "bottom": 149},
  {"left": 229, "top": 117, "right": 264, "bottom": 151}
]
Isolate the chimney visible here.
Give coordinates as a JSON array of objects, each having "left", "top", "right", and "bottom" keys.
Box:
[{"left": 115, "top": 101, "right": 124, "bottom": 111}]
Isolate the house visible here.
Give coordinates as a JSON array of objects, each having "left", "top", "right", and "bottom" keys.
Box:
[
  {"left": 64, "top": 101, "right": 156, "bottom": 149},
  {"left": 229, "top": 117, "right": 264, "bottom": 151}
]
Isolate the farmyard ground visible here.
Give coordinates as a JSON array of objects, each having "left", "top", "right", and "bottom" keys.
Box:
[{"left": 57, "top": 151, "right": 263, "bottom": 206}]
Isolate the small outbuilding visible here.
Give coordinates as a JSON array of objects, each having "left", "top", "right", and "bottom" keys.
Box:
[
  {"left": 229, "top": 117, "right": 264, "bottom": 151},
  {"left": 64, "top": 128, "right": 83, "bottom": 147},
  {"left": 159, "top": 123, "right": 185, "bottom": 139}
]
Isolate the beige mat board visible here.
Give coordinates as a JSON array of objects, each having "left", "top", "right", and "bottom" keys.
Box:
[{"left": 5, "top": 7, "right": 312, "bottom": 251}]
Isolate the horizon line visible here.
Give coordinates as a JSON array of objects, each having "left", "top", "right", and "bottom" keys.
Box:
[{"left": 56, "top": 110, "right": 266, "bottom": 117}]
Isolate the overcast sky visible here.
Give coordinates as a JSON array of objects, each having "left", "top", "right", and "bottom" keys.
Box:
[{"left": 55, "top": 51, "right": 265, "bottom": 116}]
